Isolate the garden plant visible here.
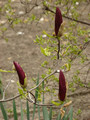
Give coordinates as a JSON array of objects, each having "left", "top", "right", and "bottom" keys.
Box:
[{"left": 0, "top": 0, "right": 90, "bottom": 120}]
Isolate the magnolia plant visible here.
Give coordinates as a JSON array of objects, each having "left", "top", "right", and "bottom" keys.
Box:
[
  {"left": 55, "top": 7, "right": 63, "bottom": 37},
  {"left": 55, "top": 7, "right": 65, "bottom": 59},
  {"left": 13, "top": 61, "right": 67, "bottom": 102},
  {"left": 58, "top": 70, "right": 66, "bottom": 101},
  {"left": 13, "top": 61, "right": 27, "bottom": 89},
  {"left": 0, "top": 61, "right": 72, "bottom": 120}
]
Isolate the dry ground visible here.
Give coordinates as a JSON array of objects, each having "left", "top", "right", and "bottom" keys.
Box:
[{"left": 0, "top": 0, "right": 90, "bottom": 120}]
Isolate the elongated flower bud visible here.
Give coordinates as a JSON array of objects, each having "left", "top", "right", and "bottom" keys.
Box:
[
  {"left": 55, "top": 7, "right": 63, "bottom": 36},
  {"left": 13, "top": 61, "right": 27, "bottom": 88},
  {"left": 58, "top": 70, "right": 66, "bottom": 101}
]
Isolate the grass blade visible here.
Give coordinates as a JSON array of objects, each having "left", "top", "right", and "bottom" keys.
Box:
[
  {"left": 42, "top": 81, "right": 49, "bottom": 120},
  {"left": 13, "top": 99, "right": 18, "bottom": 120},
  {"left": 0, "top": 73, "right": 3, "bottom": 97},
  {"left": 27, "top": 100, "right": 30, "bottom": 120},
  {"left": 49, "top": 107, "right": 52, "bottom": 120},
  {"left": 64, "top": 107, "right": 73, "bottom": 120},
  {"left": 21, "top": 101, "right": 23, "bottom": 120},
  {"left": 0, "top": 103, "right": 8, "bottom": 120},
  {"left": 69, "top": 107, "right": 73, "bottom": 120},
  {"left": 56, "top": 112, "right": 61, "bottom": 120},
  {"left": 43, "top": 106, "right": 49, "bottom": 120},
  {"left": 32, "top": 74, "right": 39, "bottom": 120},
  {"left": 42, "top": 81, "right": 44, "bottom": 104},
  {"left": 37, "top": 102, "right": 40, "bottom": 120}
]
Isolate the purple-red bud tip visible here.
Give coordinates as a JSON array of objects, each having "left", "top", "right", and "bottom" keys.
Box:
[
  {"left": 58, "top": 70, "right": 66, "bottom": 101},
  {"left": 13, "top": 61, "right": 25, "bottom": 86},
  {"left": 55, "top": 7, "right": 63, "bottom": 36}
]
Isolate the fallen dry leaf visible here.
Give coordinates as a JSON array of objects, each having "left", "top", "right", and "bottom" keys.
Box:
[
  {"left": 63, "top": 101, "right": 72, "bottom": 107},
  {"left": 60, "top": 108, "right": 65, "bottom": 119}
]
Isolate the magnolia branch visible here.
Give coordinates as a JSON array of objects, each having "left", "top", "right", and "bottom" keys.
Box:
[
  {"left": 29, "top": 70, "right": 58, "bottom": 92},
  {"left": 27, "top": 92, "right": 53, "bottom": 106},
  {"left": 0, "top": 70, "right": 59, "bottom": 102},
  {"left": 2, "top": 80, "right": 11, "bottom": 100},
  {"left": 27, "top": 97, "right": 53, "bottom": 106},
  {"left": 44, "top": 5, "right": 90, "bottom": 26}
]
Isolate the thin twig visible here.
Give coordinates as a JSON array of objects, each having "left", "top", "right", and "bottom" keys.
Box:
[
  {"left": 2, "top": 75, "right": 14, "bottom": 100},
  {"left": 2, "top": 80, "right": 11, "bottom": 100},
  {"left": 44, "top": 5, "right": 90, "bottom": 26},
  {"left": 0, "top": 70, "right": 59, "bottom": 102},
  {"left": 28, "top": 91, "right": 36, "bottom": 103},
  {"left": 63, "top": 15, "right": 90, "bottom": 26},
  {"left": 27, "top": 98, "right": 53, "bottom": 106},
  {"left": 27, "top": 91, "right": 53, "bottom": 106},
  {"left": 29, "top": 70, "right": 57, "bottom": 92},
  {"left": 0, "top": 94, "right": 21, "bottom": 102}
]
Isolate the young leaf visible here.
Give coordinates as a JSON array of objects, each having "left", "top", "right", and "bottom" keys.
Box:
[
  {"left": 40, "top": 47, "right": 51, "bottom": 56},
  {"left": 13, "top": 100, "right": 18, "bottom": 120},
  {"left": 51, "top": 101, "right": 61, "bottom": 106},
  {"left": 0, "top": 69, "right": 14, "bottom": 73}
]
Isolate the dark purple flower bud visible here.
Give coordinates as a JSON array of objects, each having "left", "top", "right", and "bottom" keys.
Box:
[
  {"left": 58, "top": 70, "right": 66, "bottom": 101},
  {"left": 55, "top": 7, "right": 63, "bottom": 36},
  {"left": 13, "top": 61, "right": 27, "bottom": 88}
]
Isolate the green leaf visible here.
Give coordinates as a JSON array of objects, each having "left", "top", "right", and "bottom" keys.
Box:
[
  {"left": 42, "top": 81, "right": 44, "bottom": 104},
  {"left": 42, "top": 80, "right": 49, "bottom": 120},
  {"left": 0, "top": 74, "right": 3, "bottom": 97},
  {"left": 49, "top": 107, "right": 52, "bottom": 120},
  {"left": 18, "top": 88, "right": 24, "bottom": 96},
  {"left": 43, "top": 106, "right": 49, "bottom": 120},
  {"left": 21, "top": 101, "right": 23, "bottom": 120},
  {"left": 43, "top": 31, "right": 54, "bottom": 39},
  {"left": 27, "top": 100, "right": 30, "bottom": 120},
  {"left": 0, "top": 69, "right": 14, "bottom": 73},
  {"left": 64, "top": 107, "right": 73, "bottom": 120},
  {"left": 13, "top": 100, "right": 18, "bottom": 120},
  {"left": 40, "top": 47, "right": 51, "bottom": 56},
  {"left": 41, "top": 61, "right": 48, "bottom": 67},
  {"left": 37, "top": 102, "right": 40, "bottom": 120},
  {"left": 56, "top": 112, "right": 61, "bottom": 120},
  {"left": 0, "top": 103, "right": 8, "bottom": 120},
  {"left": 32, "top": 74, "right": 39, "bottom": 120},
  {"left": 51, "top": 101, "right": 61, "bottom": 106},
  {"left": 69, "top": 107, "right": 73, "bottom": 120}
]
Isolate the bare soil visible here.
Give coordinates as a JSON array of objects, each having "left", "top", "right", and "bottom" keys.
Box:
[{"left": 0, "top": 0, "right": 90, "bottom": 120}]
